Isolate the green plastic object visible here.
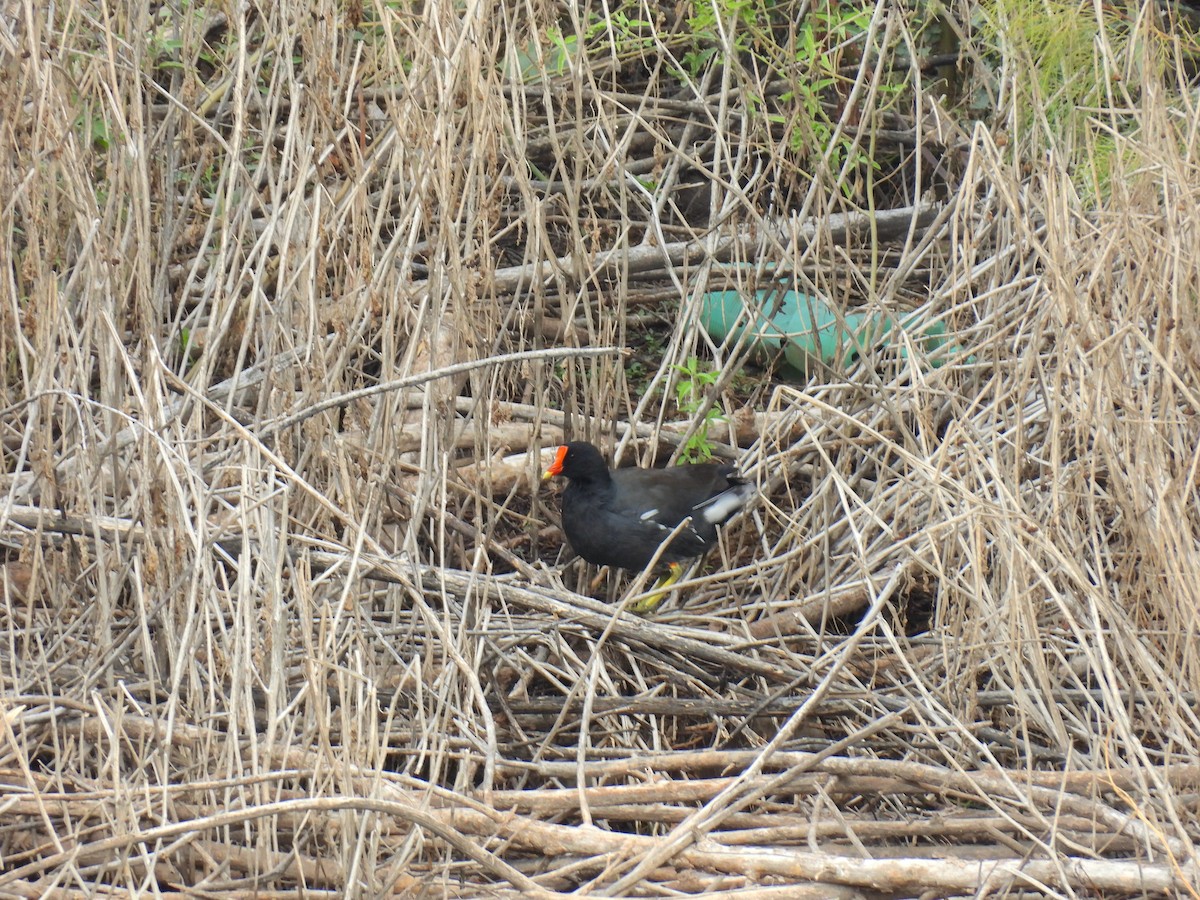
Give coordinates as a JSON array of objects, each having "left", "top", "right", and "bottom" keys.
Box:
[{"left": 699, "top": 290, "right": 967, "bottom": 375}]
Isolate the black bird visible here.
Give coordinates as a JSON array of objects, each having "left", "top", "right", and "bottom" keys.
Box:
[{"left": 543, "top": 441, "right": 754, "bottom": 612}]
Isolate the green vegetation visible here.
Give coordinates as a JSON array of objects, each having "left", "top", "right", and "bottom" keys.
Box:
[
  {"left": 3, "top": 0, "right": 1200, "bottom": 895},
  {"left": 672, "top": 356, "right": 725, "bottom": 462}
]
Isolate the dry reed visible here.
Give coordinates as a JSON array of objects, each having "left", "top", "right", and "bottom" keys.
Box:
[{"left": 1, "top": 0, "right": 1198, "bottom": 896}]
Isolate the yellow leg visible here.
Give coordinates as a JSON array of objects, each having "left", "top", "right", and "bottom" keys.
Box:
[
  {"left": 587, "top": 568, "right": 608, "bottom": 593},
  {"left": 630, "top": 562, "right": 683, "bottom": 615}
]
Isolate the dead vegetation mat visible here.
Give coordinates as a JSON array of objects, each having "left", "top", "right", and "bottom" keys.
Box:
[{"left": 1, "top": 1, "right": 1199, "bottom": 897}]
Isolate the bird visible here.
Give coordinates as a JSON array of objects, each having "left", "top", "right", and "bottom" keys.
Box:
[{"left": 542, "top": 441, "right": 754, "bottom": 613}]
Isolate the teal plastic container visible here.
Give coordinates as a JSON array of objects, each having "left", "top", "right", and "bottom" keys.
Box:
[{"left": 699, "top": 290, "right": 967, "bottom": 374}]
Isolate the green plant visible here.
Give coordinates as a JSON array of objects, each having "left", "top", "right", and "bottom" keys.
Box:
[
  {"left": 543, "top": 26, "right": 578, "bottom": 74},
  {"left": 596, "top": 9, "right": 656, "bottom": 54},
  {"left": 979, "top": 0, "right": 1135, "bottom": 195},
  {"left": 672, "top": 356, "right": 725, "bottom": 463},
  {"left": 685, "top": 0, "right": 769, "bottom": 75},
  {"left": 148, "top": 31, "right": 185, "bottom": 71},
  {"left": 672, "top": 0, "right": 903, "bottom": 197},
  {"left": 178, "top": 327, "right": 204, "bottom": 369},
  {"left": 784, "top": 3, "right": 893, "bottom": 193},
  {"left": 641, "top": 328, "right": 665, "bottom": 357},
  {"left": 625, "top": 359, "right": 648, "bottom": 390},
  {"left": 74, "top": 107, "right": 111, "bottom": 151},
  {"left": 539, "top": 7, "right": 656, "bottom": 75}
]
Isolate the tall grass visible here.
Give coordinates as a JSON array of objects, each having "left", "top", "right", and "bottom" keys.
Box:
[{"left": 0, "top": 0, "right": 1197, "bottom": 895}]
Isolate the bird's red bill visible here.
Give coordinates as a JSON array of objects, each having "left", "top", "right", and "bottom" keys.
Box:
[{"left": 542, "top": 444, "right": 569, "bottom": 479}]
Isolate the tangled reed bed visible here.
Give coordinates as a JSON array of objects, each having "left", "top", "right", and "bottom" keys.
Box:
[{"left": 1, "top": 0, "right": 1199, "bottom": 896}]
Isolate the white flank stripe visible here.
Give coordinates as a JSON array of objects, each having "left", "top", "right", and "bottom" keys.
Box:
[{"left": 698, "top": 483, "right": 754, "bottom": 524}]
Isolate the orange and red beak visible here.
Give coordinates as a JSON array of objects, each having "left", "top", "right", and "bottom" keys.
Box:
[{"left": 542, "top": 445, "right": 568, "bottom": 480}]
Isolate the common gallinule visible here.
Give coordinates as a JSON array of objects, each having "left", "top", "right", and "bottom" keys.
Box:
[{"left": 543, "top": 441, "right": 754, "bottom": 613}]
